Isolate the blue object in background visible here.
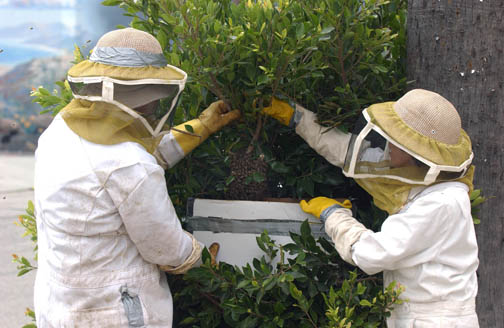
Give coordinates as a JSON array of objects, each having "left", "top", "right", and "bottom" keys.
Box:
[
  {"left": 0, "top": 0, "right": 131, "bottom": 152},
  {"left": 0, "top": 0, "right": 130, "bottom": 68}
]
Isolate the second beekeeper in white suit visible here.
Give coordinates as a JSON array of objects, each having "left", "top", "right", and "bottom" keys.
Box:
[{"left": 262, "top": 89, "right": 479, "bottom": 327}]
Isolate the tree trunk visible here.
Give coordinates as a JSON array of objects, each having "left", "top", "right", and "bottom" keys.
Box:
[{"left": 407, "top": 0, "right": 504, "bottom": 325}]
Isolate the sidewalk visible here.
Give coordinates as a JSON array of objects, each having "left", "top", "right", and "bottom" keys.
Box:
[{"left": 0, "top": 152, "right": 36, "bottom": 328}]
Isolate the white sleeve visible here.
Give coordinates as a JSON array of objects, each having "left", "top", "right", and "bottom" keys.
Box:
[
  {"left": 351, "top": 193, "right": 451, "bottom": 275},
  {"left": 105, "top": 162, "right": 193, "bottom": 267},
  {"left": 324, "top": 208, "right": 371, "bottom": 265},
  {"left": 156, "top": 132, "right": 186, "bottom": 168},
  {"left": 294, "top": 105, "right": 352, "bottom": 168}
]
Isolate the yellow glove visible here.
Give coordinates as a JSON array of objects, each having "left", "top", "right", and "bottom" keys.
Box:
[
  {"left": 199, "top": 100, "right": 241, "bottom": 134},
  {"left": 300, "top": 197, "right": 352, "bottom": 221},
  {"left": 261, "top": 97, "right": 295, "bottom": 126},
  {"left": 172, "top": 100, "right": 240, "bottom": 154}
]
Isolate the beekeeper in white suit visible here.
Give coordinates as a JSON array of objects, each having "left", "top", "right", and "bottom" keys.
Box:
[
  {"left": 34, "top": 28, "right": 240, "bottom": 327},
  {"left": 262, "top": 89, "right": 479, "bottom": 327}
]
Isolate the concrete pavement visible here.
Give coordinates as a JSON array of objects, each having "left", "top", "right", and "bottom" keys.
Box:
[{"left": 0, "top": 153, "right": 36, "bottom": 328}]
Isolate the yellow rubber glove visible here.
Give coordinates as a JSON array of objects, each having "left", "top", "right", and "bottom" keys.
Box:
[
  {"left": 199, "top": 100, "right": 241, "bottom": 134},
  {"left": 261, "top": 97, "right": 295, "bottom": 126},
  {"left": 299, "top": 197, "right": 352, "bottom": 220},
  {"left": 172, "top": 100, "right": 240, "bottom": 154}
]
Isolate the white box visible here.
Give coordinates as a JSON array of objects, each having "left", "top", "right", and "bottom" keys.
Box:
[{"left": 186, "top": 198, "right": 327, "bottom": 268}]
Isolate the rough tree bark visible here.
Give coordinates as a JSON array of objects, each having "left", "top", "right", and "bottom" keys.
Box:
[{"left": 407, "top": 0, "right": 504, "bottom": 325}]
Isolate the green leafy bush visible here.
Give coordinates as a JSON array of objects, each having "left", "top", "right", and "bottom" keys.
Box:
[
  {"left": 12, "top": 201, "right": 37, "bottom": 328},
  {"left": 114, "top": 0, "right": 406, "bottom": 124},
  {"left": 101, "top": 0, "right": 407, "bottom": 208},
  {"left": 12, "top": 200, "right": 37, "bottom": 277},
  {"left": 470, "top": 189, "right": 488, "bottom": 225},
  {"left": 98, "top": 2, "right": 410, "bottom": 325},
  {"left": 165, "top": 221, "right": 403, "bottom": 327}
]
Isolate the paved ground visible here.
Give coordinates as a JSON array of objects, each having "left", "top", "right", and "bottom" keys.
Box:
[{"left": 0, "top": 153, "right": 36, "bottom": 328}]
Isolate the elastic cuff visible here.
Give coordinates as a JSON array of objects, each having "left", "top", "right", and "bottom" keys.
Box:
[
  {"left": 156, "top": 132, "right": 185, "bottom": 168},
  {"left": 286, "top": 101, "right": 300, "bottom": 128},
  {"left": 159, "top": 232, "right": 202, "bottom": 274},
  {"left": 153, "top": 148, "right": 168, "bottom": 170},
  {"left": 320, "top": 204, "right": 344, "bottom": 223}
]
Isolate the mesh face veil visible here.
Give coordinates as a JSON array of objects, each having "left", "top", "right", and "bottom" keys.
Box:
[
  {"left": 62, "top": 28, "right": 187, "bottom": 151},
  {"left": 343, "top": 90, "right": 474, "bottom": 186},
  {"left": 66, "top": 78, "right": 183, "bottom": 134}
]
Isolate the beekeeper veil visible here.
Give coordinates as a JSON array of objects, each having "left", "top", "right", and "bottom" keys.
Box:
[
  {"left": 61, "top": 28, "right": 187, "bottom": 154},
  {"left": 342, "top": 89, "right": 474, "bottom": 214}
]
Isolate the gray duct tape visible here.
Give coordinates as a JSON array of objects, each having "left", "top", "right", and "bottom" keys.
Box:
[
  {"left": 90, "top": 47, "right": 168, "bottom": 67},
  {"left": 120, "top": 285, "right": 145, "bottom": 327},
  {"left": 291, "top": 106, "right": 304, "bottom": 127},
  {"left": 186, "top": 216, "right": 330, "bottom": 239}
]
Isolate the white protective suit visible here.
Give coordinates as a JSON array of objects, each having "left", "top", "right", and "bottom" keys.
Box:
[
  {"left": 293, "top": 104, "right": 480, "bottom": 327},
  {"left": 34, "top": 114, "right": 197, "bottom": 327}
]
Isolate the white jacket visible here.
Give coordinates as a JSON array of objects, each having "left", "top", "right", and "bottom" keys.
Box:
[
  {"left": 34, "top": 114, "right": 194, "bottom": 327},
  {"left": 294, "top": 105, "right": 479, "bottom": 327}
]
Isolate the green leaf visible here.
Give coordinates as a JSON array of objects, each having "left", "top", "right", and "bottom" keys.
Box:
[
  {"left": 236, "top": 279, "right": 250, "bottom": 289},
  {"left": 160, "top": 13, "right": 177, "bottom": 25},
  {"left": 471, "top": 196, "right": 486, "bottom": 207},
  {"left": 157, "top": 29, "right": 169, "bottom": 50},
  {"left": 251, "top": 172, "right": 265, "bottom": 183},
  {"left": 299, "top": 177, "right": 315, "bottom": 197},
  {"left": 243, "top": 264, "right": 253, "bottom": 278},
  {"left": 27, "top": 200, "right": 35, "bottom": 216},
  {"left": 270, "top": 161, "right": 290, "bottom": 173},
  {"left": 256, "top": 235, "right": 268, "bottom": 252},
  {"left": 101, "top": 0, "right": 122, "bottom": 6},
  {"left": 274, "top": 301, "right": 286, "bottom": 314},
  {"left": 295, "top": 23, "right": 305, "bottom": 39},
  {"left": 184, "top": 124, "right": 194, "bottom": 133},
  {"left": 21, "top": 256, "right": 31, "bottom": 266},
  {"left": 214, "top": 20, "right": 222, "bottom": 33},
  {"left": 360, "top": 299, "right": 373, "bottom": 306},
  {"left": 289, "top": 282, "right": 302, "bottom": 301},
  {"left": 256, "top": 287, "right": 265, "bottom": 304},
  {"left": 257, "top": 74, "right": 269, "bottom": 85},
  {"left": 300, "top": 220, "right": 311, "bottom": 239},
  {"left": 321, "top": 26, "right": 335, "bottom": 34},
  {"left": 263, "top": 276, "right": 276, "bottom": 291},
  {"left": 39, "top": 88, "right": 50, "bottom": 96},
  {"left": 281, "top": 28, "right": 287, "bottom": 39},
  {"left": 225, "top": 175, "right": 235, "bottom": 186},
  {"left": 201, "top": 247, "right": 211, "bottom": 264},
  {"left": 318, "top": 34, "right": 331, "bottom": 41},
  {"left": 470, "top": 189, "right": 481, "bottom": 201},
  {"left": 179, "top": 316, "right": 197, "bottom": 324},
  {"left": 170, "top": 52, "right": 180, "bottom": 66},
  {"left": 72, "top": 45, "right": 84, "bottom": 63},
  {"left": 357, "top": 282, "right": 367, "bottom": 295},
  {"left": 242, "top": 316, "right": 259, "bottom": 328},
  {"left": 375, "top": 65, "right": 388, "bottom": 73}
]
